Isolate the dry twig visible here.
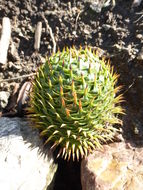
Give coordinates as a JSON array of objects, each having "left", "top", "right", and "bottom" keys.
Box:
[
  {"left": 75, "top": 10, "right": 82, "bottom": 30},
  {"left": 41, "top": 14, "right": 56, "bottom": 53},
  {"left": 0, "top": 73, "right": 36, "bottom": 83},
  {"left": 17, "top": 81, "right": 32, "bottom": 115},
  {"left": 34, "top": 21, "right": 42, "bottom": 51},
  {"left": 0, "top": 17, "right": 11, "bottom": 64}
]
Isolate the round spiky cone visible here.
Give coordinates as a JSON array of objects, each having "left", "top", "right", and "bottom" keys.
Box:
[{"left": 29, "top": 47, "right": 124, "bottom": 161}]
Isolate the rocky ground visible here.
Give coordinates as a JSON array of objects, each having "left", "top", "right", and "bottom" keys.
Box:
[{"left": 0, "top": 0, "right": 143, "bottom": 189}]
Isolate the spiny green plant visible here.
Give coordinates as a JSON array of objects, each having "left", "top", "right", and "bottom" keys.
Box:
[{"left": 28, "top": 46, "right": 124, "bottom": 161}]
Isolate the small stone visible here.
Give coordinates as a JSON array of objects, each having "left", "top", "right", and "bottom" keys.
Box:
[
  {"left": 98, "top": 32, "right": 102, "bottom": 38},
  {"left": 89, "top": 1, "right": 102, "bottom": 13},
  {"left": 21, "top": 9, "right": 28, "bottom": 15},
  {"left": 132, "top": 119, "right": 143, "bottom": 137},
  {"left": 132, "top": 0, "right": 142, "bottom": 7},
  {"left": 18, "top": 31, "right": 24, "bottom": 38},
  {"left": 124, "top": 18, "right": 130, "bottom": 23},
  {"left": 137, "top": 47, "right": 143, "bottom": 60},
  {"left": 84, "top": 28, "right": 90, "bottom": 35},
  {"left": 0, "top": 91, "right": 10, "bottom": 109},
  {"left": 136, "top": 34, "right": 143, "bottom": 39},
  {"left": 21, "top": 51, "right": 24, "bottom": 55},
  {"left": 72, "top": 31, "right": 77, "bottom": 36},
  {"left": 14, "top": 37, "right": 20, "bottom": 44},
  {"left": 103, "top": 24, "right": 112, "bottom": 31},
  {"left": 27, "top": 24, "right": 33, "bottom": 32},
  {"left": 25, "top": 56, "right": 30, "bottom": 61},
  {"left": 48, "top": 45, "right": 52, "bottom": 49}
]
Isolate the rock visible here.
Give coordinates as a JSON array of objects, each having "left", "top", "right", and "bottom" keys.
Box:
[
  {"left": 85, "top": 0, "right": 113, "bottom": 13},
  {"left": 0, "top": 117, "right": 57, "bottom": 190},
  {"left": 132, "top": 0, "right": 143, "bottom": 8},
  {"left": 137, "top": 47, "right": 143, "bottom": 60},
  {"left": 136, "top": 34, "right": 143, "bottom": 40},
  {"left": 81, "top": 142, "right": 143, "bottom": 190},
  {"left": 83, "top": 28, "right": 90, "bottom": 35},
  {"left": 0, "top": 91, "right": 10, "bottom": 109}
]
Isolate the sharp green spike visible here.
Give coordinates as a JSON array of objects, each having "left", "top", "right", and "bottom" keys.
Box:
[
  {"left": 44, "top": 135, "right": 54, "bottom": 144},
  {"left": 72, "top": 135, "right": 77, "bottom": 139},
  {"left": 57, "top": 148, "right": 62, "bottom": 158},
  {"left": 72, "top": 152, "right": 75, "bottom": 161},
  {"left": 47, "top": 93, "right": 54, "bottom": 104},
  {"left": 64, "top": 152, "right": 68, "bottom": 160},
  {"left": 40, "top": 129, "right": 48, "bottom": 136},
  {"left": 87, "top": 141, "right": 95, "bottom": 149},
  {"left": 48, "top": 78, "right": 52, "bottom": 89},
  {"left": 58, "top": 137, "right": 64, "bottom": 144},
  {"left": 83, "top": 141, "right": 88, "bottom": 148},
  {"left": 78, "top": 145, "right": 84, "bottom": 157},
  {"left": 66, "top": 141, "right": 69, "bottom": 150},
  {"left": 68, "top": 149, "right": 71, "bottom": 161},
  {"left": 70, "top": 145, "right": 74, "bottom": 157},
  {"left": 53, "top": 130, "right": 59, "bottom": 135},
  {"left": 76, "top": 149, "right": 79, "bottom": 161},
  {"left": 67, "top": 130, "right": 71, "bottom": 138},
  {"left": 60, "top": 124, "right": 66, "bottom": 128},
  {"left": 51, "top": 142, "right": 58, "bottom": 150},
  {"left": 47, "top": 125, "right": 56, "bottom": 129},
  {"left": 78, "top": 127, "right": 82, "bottom": 133},
  {"left": 83, "top": 131, "right": 87, "bottom": 137},
  {"left": 55, "top": 112, "right": 63, "bottom": 122},
  {"left": 62, "top": 147, "right": 66, "bottom": 158}
]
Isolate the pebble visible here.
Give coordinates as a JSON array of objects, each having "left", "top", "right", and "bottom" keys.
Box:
[
  {"left": 84, "top": 28, "right": 90, "bottom": 35},
  {"left": 72, "top": 31, "right": 77, "bottom": 36},
  {"left": 103, "top": 24, "right": 112, "bottom": 31},
  {"left": 21, "top": 9, "right": 28, "bottom": 15},
  {"left": 27, "top": 24, "right": 33, "bottom": 32},
  {"left": 137, "top": 47, "right": 143, "bottom": 60},
  {"left": 0, "top": 91, "right": 10, "bottom": 109},
  {"left": 136, "top": 34, "right": 143, "bottom": 39},
  {"left": 132, "top": 0, "right": 142, "bottom": 7},
  {"left": 98, "top": 32, "right": 102, "bottom": 38}
]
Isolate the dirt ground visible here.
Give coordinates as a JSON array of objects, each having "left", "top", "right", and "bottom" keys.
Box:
[{"left": 0, "top": 0, "right": 143, "bottom": 189}]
